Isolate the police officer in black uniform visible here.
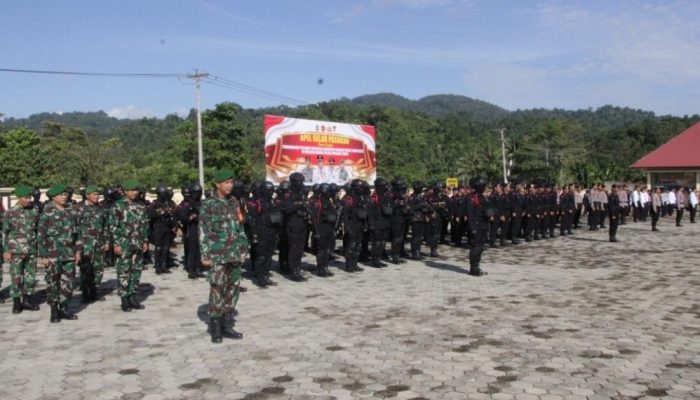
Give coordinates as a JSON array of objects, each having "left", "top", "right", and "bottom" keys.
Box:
[
  {"left": 388, "top": 178, "right": 410, "bottom": 264},
  {"left": 177, "top": 183, "right": 204, "bottom": 279},
  {"left": 342, "top": 179, "right": 367, "bottom": 273},
  {"left": 310, "top": 183, "right": 339, "bottom": 276},
  {"left": 368, "top": 178, "right": 391, "bottom": 268},
  {"left": 408, "top": 181, "right": 431, "bottom": 260},
  {"left": 249, "top": 181, "right": 282, "bottom": 287},
  {"left": 466, "top": 177, "right": 489, "bottom": 277},
  {"left": 276, "top": 181, "right": 291, "bottom": 275},
  {"left": 282, "top": 173, "right": 310, "bottom": 281},
  {"left": 510, "top": 183, "right": 525, "bottom": 244},
  {"left": 148, "top": 185, "right": 177, "bottom": 274}
]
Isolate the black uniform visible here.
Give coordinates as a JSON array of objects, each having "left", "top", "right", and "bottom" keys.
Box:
[
  {"left": 342, "top": 180, "right": 367, "bottom": 273},
  {"left": 510, "top": 188, "right": 525, "bottom": 244},
  {"left": 282, "top": 173, "right": 310, "bottom": 281},
  {"left": 426, "top": 187, "right": 447, "bottom": 256},
  {"left": 147, "top": 187, "right": 177, "bottom": 274},
  {"left": 608, "top": 189, "right": 621, "bottom": 242},
  {"left": 248, "top": 181, "right": 282, "bottom": 287},
  {"left": 466, "top": 178, "right": 489, "bottom": 276},
  {"left": 177, "top": 184, "right": 203, "bottom": 279},
  {"left": 408, "top": 183, "right": 431, "bottom": 260},
  {"left": 368, "top": 179, "right": 391, "bottom": 268},
  {"left": 310, "top": 183, "right": 339, "bottom": 276},
  {"left": 388, "top": 180, "right": 410, "bottom": 264}
]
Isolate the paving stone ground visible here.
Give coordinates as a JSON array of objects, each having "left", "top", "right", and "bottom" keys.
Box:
[{"left": 0, "top": 216, "right": 699, "bottom": 400}]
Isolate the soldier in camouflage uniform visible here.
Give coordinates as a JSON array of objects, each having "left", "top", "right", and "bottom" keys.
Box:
[
  {"left": 2, "top": 185, "right": 40, "bottom": 314},
  {"left": 37, "top": 184, "right": 82, "bottom": 322},
  {"left": 200, "top": 169, "right": 249, "bottom": 343},
  {"left": 78, "top": 185, "right": 108, "bottom": 303},
  {"left": 108, "top": 179, "right": 149, "bottom": 312}
]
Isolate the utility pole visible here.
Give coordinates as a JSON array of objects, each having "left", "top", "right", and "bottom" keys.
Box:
[
  {"left": 499, "top": 128, "right": 508, "bottom": 184},
  {"left": 187, "top": 70, "right": 210, "bottom": 189}
]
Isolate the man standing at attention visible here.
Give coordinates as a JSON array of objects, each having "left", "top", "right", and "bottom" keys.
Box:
[
  {"left": 108, "top": 180, "right": 149, "bottom": 312},
  {"left": 200, "top": 169, "right": 249, "bottom": 343}
]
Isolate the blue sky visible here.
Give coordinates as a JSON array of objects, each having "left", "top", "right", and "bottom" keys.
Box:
[{"left": 1, "top": 0, "right": 699, "bottom": 119}]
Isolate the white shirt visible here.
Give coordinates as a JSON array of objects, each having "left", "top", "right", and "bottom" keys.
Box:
[
  {"left": 690, "top": 191, "right": 699, "bottom": 207},
  {"left": 312, "top": 166, "right": 328, "bottom": 185},
  {"left": 668, "top": 191, "right": 676, "bottom": 205},
  {"left": 632, "top": 190, "right": 640, "bottom": 204}
]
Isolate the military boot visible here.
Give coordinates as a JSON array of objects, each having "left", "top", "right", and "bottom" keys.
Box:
[
  {"left": 209, "top": 318, "right": 223, "bottom": 343},
  {"left": 82, "top": 288, "right": 91, "bottom": 304},
  {"left": 22, "top": 298, "right": 39, "bottom": 311},
  {"left": 121, "top": 297, "right": 132, "bottom": 312},
  {"left": 59, "top": 306, "right": 78, "bottom": 320},
  {"left": 390, "top": 255, "right": 401, "bottom": 264},
  {"left": 221, "top": 319, "right": 243, "bottom": 340},
  {"left": 129, "top": 295, "right": 145, "bottom": 310},
  {"left": 50, "top": 304, "right": 60, "bottom": 323},
  {"left": 429, "top": 249, "right": 439, "bottom": 258},
  {"left": 12, "top": 298, "right": 23, "bottom": 314}
]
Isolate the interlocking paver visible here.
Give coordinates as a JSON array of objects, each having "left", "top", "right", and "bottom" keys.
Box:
[{"left": 1, "top": 217, "right": 699, "bottom": 399}]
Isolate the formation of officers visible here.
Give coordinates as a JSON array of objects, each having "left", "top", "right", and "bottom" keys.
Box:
[{"left": 2, "top": 171, "right": 698, "bottom": 343}]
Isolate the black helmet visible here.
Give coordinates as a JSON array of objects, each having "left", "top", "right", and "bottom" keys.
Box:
[
  {"left": 249, "top": 181, "right": 261, "bottom": 197},
  {"left": 412, "top": 181, "right": 425, "bottom": 193},
  {"left": 319, "top": 183, "right": 330, "bottom": 195},
  {"left": 469, "top": 177, "right": 487, "bottom": 194},
  {"left": 156, "top": 184, "right": 167, "bottom": 198},
  {"left": 182, "top": 184, "right": 192, "bottom": 199},
  {"left": 350, "top": 179, "right": 362, "bottom": 193},
  {"left": 277, "top": 180, "right": 290, "bottom": 194},
  {"left": 374, "top": 177, "right": 388, "bottom": 194},
  {"left": 360, "top": 180, "right": 370, "bottom": 195},
  {"left": 232, "top": 179, "right": 246, "bottom": 199},
  {"left": 289, "top": 172, "right": 305, "bottom": 191},
  {"left": 312, "top": 183, "right": 320, "bottom": 194},
  {"left": 329, "top": 183, "right": 339, "bottom": 195},
  {"left": 257, "top": 180, "right": 274, "bottom": 198}
]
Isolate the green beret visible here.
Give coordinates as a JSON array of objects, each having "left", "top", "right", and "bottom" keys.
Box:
[
  {"left": 213, "top": 168, "right": 234, "bottom": 183},
  {"left": 84, "top": 185, "right": 100, "bottom": 195},
  {"left": 47, "top": 184, "right": 67, "bottom": 197},
  {"left": 13, "top": 185, "right": 33, "bottom": 197},
  {"left": 122, "top": 179, "right": 141, "bottom": 191}
]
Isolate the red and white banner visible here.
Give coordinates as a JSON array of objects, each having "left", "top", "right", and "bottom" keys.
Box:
[{"left": 264, "top": 115, "right": 376, "bottom": 185}]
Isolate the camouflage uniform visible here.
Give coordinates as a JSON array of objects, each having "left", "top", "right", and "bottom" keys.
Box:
[
  {"left": 78, "top": 202, "right": 108, "bottom": 294},
  {"left": 2, "top": 203, "right": 39, "bottom": 301},
  {"left": 199, "top": 192, "right": 249, "bottom": 319},
  {"left": 37, "top": 202, "right": 82, "bottom": 307},
  {"left": 108, "top": 196, "right": 148, "bottom": 299}
]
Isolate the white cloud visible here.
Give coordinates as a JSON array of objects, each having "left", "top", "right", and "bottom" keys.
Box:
[{"left": 107, "top": 105, "right": 156, "bottom": 120}]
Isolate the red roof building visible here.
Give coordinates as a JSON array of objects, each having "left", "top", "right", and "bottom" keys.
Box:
[{"left": 632, "top": 121, "right": 700, "bottom": 189}]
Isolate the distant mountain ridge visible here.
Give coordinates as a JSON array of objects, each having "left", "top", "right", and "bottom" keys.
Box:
[{"left": 351, "top": 93, "right": 509, "bottom": 120}]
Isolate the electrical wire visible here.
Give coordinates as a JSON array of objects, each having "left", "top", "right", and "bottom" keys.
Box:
[
  {"left": 0, "top": 67, "right": 183, "bottom": 78},
  {"left": 207, "top": 75, "right": 308, "bottom": 105}
]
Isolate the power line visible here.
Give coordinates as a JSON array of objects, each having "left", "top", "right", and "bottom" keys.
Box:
[
  {"left": 0, "top": 67, "right": 182, "bottom": 78},
  {"left": 203, "top": 79, "right": 307, "bottom": 106},
  {"left": 207, "top": 75, "right": 309, "bottom": 105}
]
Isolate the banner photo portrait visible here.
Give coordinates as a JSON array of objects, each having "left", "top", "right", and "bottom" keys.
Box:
[{"left": 264, "top": 115, "right": 377, "bottom": 185}]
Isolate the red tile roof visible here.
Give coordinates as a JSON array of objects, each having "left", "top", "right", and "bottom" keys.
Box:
[{"left": 631, "top": 121, "right": 700, "bottom": 168}]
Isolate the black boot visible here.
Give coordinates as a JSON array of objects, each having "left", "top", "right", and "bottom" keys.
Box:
[
  {"left": 50, "top": 304, "right": 60, "bottom": 323},
  {"left": 12, "top": 298, "right": 23, "bottom": 314},
  {"left": 129, "top": 295, "right": 145, "bottom": 310},
  {"left": 353, "top": 264, "right": 364, "bottom": 272},
  {"left": 429, "top": 249, "right": 439, "bottom": 258},
  {"left": 121, "top": 296, "right": 132, "bottom": 312},
  {"left": 390, "top": 255, "right": 401, "bottom": 264},
  {"left": 59, "top": 306, "right": 78, "bottom": 320},
  {"left": 209, "top": 318, "right": 223, "bottom": 343},
  {"left": 82, "top": 288, "right": 91, "bottom": 304},
  {"left": 93, "top": 285, "right": 105, "bottom": 302},
  {"left": 221, "top": 319, "right": 243, "bottom": 339},
  {"left": 22, "top": 298, "right": 39, "bottom": 311}
]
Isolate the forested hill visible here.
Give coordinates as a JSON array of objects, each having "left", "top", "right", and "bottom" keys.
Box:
[
  {"left": 1, "top": 93, "right": 698, "bottom": 188},
  {"left": 351, "top": 93, "right": 509, "bottom": 121}
]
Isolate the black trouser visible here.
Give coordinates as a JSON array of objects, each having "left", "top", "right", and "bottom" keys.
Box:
[
  {"left": 410, "top": 221, "right": 426, "bottom": 255},
  {"left": 526, "top": 215, "right": 539, "bottom": 239},
  {"left": 315, "top": 223, "right": 335, "bottom": 270},
  {"left": 451, "top": 218, "right": 466, "bottom": 246},
  {"left": 286, "top": 219, "right": 307, "bottom": 275},
  {"left": 426, "top": 218, "right": 441, "bottom": 251},
  {"left": 277, "top": 225, "right": 289, "bottom": 274},
  {"left": 689, "top": 206, "right": 696, "bottom": 223},
  {"left": 254, "top": 226, "right": 278, "bottom": 280},
  {"left": 547, "top": 212, "right": 556, "bottom": 237},
  {"left": 390, "top": 220, "right": 406, "bottom": 259},
  {"left": 560, "top": 211, "right": 572, "bottom": 234},
  {"left": 609, "top": 213, "right": 619, "bottom": 239},
  {"left": 370, "top": 226, "right": 390, "bottom": 263},
  {"left": 469, "top": 227, "right": 488, "bottom": 273},
  {"left": 676, "top": 207, "right": 685, "bottom": 225},
  {"left": 344, "top": 221, "right": 364, "bottom": 268},
  {"left": 651, "top": 209, "right": 660, "bottom": 230},
  {"left": 184, "top": 229, "right": 201, "bottom": 274},
  {"left": 152, "top": 224, "right": 171, "bottom": 271},
  {"left": 510, "top": 215, "right": 522, "bottom": 242},
  {"left": 440, "top": 216, "right": 449, "bottom": 243}
]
